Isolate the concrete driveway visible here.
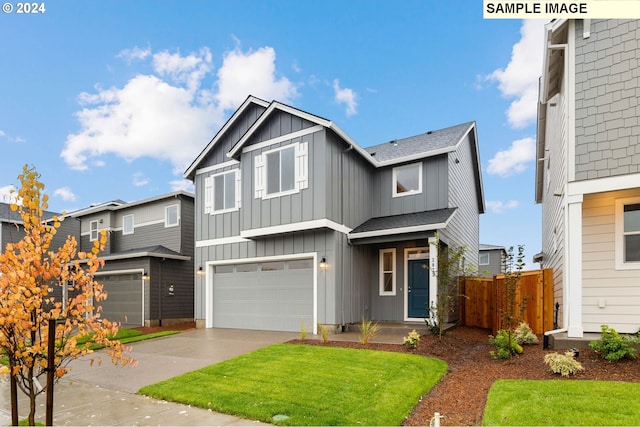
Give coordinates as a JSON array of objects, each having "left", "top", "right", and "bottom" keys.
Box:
[{"left": 1, "top": 328, "right": 298, "bottom": 426}]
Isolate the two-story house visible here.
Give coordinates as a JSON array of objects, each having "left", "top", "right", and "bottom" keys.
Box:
[
  {"left": 536, "top": 19, "right": 640, "bottom": 338},
  {"left": 479, "top": 244, "right": 506, "bottom": 277},
  {"left": 185, "top": 96, "right": 484, "bottom": 333},
  {"left": 68, "top": 191, "right": 195, "bottom": 327}
]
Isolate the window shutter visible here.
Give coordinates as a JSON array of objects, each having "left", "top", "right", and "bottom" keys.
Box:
[
  {"left": 296, "top": 141, "right": 309, "bottom": 190},
  {"left": 255, "top": 153, "right": 265, "bottom": 198},
  {"left": 235, "top": 169, "right": 242, "bottom": 208},
  {"left": 204, "top": 175, "right": 213, "bottom": 214}
]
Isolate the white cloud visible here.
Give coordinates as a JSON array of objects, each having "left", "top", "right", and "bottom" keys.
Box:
[
  {"left": 169, "top": 179, "right": 194, "bottom": 193},
  {"left": 117, "top": 46, "right": 151, "bottom": 62},
  {"left": 487, "top": 137, "right": 536, "bottom": 177},
  {"left": 62, "top": 44, "right": 298, "bottom": 175},
  {"left": 486, "top": 200, "right": 520, "bottom": 214},
  {"left": 0, "top": 130, "right": 5, "bottom": 138},
  {"left": 53, "top": 187, "right": 76, "bottom": 202},
  {"left": 487, "top": 20, "right": 546, "bottom": 129},
  {"left": 0, "top": 185, "right": 17, "bottom": 203},
  {"left": 132, "top": 172, "right": 149, "bottom": 187},
  {"left": 215, "top": 46, "right": 297, "bottom": 110},
  {"left": 333, "top": 79, "right": 357, "bottom": 117}
]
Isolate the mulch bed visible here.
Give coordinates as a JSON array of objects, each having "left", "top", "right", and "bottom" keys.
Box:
[
  {"left": 298, "top": 326, "right": 640, "bottom": 426},
  {"left": 133, "top": 323, "right": 640, "bottom": 426}
]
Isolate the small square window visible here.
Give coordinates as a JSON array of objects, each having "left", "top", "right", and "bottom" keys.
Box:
[
  {"left": 123, "top": 214, "right": 134, "bottom": 235},
  {"left": 392, "top": 163, "right": 422, "bottom": 197},
  {"left": 165, "top": 204, "right": 179, "bottom": 227},
  {"left": 479, "top": 253, "right": 490, "bottom": 265}
]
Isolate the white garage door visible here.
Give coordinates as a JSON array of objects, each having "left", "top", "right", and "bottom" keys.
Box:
[
  {"left": 212, "top": 258, "right": 314, "bottom": 332},
  {"left": 95, "top": 273, "right": 143, "bottom": 326}
]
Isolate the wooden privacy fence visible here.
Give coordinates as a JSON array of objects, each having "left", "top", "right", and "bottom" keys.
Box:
[{"left": 459, "top": 269, "right": 554, "bottom": 335}]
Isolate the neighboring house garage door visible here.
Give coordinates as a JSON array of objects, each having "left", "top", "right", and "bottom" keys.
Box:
[
  {"left": 212, "top": 258, "right": 314, "bottom": 332},
  {"left": 95, "top": 273, "right": 143, "bottom": 326}
]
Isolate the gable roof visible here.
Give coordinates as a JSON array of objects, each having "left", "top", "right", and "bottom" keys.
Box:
[{"left": 0, "top": 202, "right": 61, "bottom": 224}]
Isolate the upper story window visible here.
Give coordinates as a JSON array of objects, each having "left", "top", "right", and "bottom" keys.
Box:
[
  {"left": 204, "top": 170, "right": 240, "bottom": 215},
  {"left": 165, "top": 204, "right": 180, "bottom": 227},
  {"left": 479, "top": 253, "right": 490, "bottom": 266},
  {"left": 616, "top": 197, "right": 640, "bottom": 269},
  {"left": 255, "top": 142, "right": 308, "bottom": 200},
  {"left": 379, "top": 248, "right": 396, "bottom": 296},
  {"left": 123, "top": 214, "right": 134, "bottom": 235},
  {"left": 392, "top": 162, "right": 422, "bottom": 197},
  {"left": 90, "top": 220, "right": 99, "bottom": 241}
]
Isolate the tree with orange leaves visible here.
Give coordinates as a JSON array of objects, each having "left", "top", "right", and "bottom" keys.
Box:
[{"left": 0, "top": 165, "right": 134, "bottom": 426}]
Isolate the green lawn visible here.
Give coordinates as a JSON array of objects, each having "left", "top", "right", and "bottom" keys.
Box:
[
  {"left": 483, "top": 379, "right": 640, "bottom": 426},
  {"left": 139, "top": 343, "right": 447, "bottom": 426}
]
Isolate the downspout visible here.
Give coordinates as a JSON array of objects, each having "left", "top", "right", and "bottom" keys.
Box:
[{"left": 340, "top": 144, "right": 353, "bottom": 330}]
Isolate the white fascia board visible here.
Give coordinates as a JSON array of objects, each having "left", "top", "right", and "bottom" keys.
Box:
[
  {"left": 94, "top": 268, "right": 145, "bottom": 276},
  {"left": 240, "top": 219, "right": 351, "bottom": 239},
  {"left": 196, "top": 235, "right": 251, "bottom": 248},
  {"left": 567, "top": 173, "right": 640, "bottom": 196},
  {"left": 240, "top": 125, "right": 324, "bottom": 154},
  {"left": 185, "top": 96, "right": 270, "bottom": 178},
  {"left": 348, "top": 222, "right": 448, "bottom": 240},
  {"left": 195, "top": 160, "right": 240, "bottom": 176},
  {"left": 100, "top": 252, "right": 191, "bottom": 261}
]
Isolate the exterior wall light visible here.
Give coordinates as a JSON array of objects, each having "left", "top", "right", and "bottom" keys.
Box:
[
  {"left": 197, "top": 266, "right": 206, "bottom": 276},
  {"left": 142, "top": 271, "right": 150, "bottom": 280},
  {"left": 319, "top": 257, "right": 328, "bottom": 270}
]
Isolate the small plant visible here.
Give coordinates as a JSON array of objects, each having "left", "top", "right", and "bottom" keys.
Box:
[
  {"left": 318, "top": 324, "right": 330, "bottom": 344},
  {"left": 424, "top": 302, "right": 440, "bottom": 336},
  {"left": 514, "top": 321, "right": 539, "bottom": 345},
  {"left": 300, "top": 320, "right": 307, "bottom": 342},
  {"left": 403, "top": 330, "right": 420, "bottom": 350},
  {"left": 359, "top": 318, "right": 380, "bottom": 344},
  {"left": 489, "top": 329, "right": 523, "bottom": 359},
  {"left": 544, "top": 351, "right": 584, "bottom": 376},
  {"left": 589, "top": 324, "right": 640, "bottom": 361}
]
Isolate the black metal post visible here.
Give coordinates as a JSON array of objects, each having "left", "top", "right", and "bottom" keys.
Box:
[
  {"left": 45, "top": 318, "right": 56, "bottom": 426},
  {"left": 10, "top": 357, "right": 18, "bottom": 426}
]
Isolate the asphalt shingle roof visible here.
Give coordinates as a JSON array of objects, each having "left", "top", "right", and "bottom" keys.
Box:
[
  {"left": 350, "top": 208, "right": 457, "bottom": 235},
  {"left": 365, "top": 122, "right": 474, "bottom": 163},
  {"left": 0, "top": 202, "right": 60, "bottom": 223}
]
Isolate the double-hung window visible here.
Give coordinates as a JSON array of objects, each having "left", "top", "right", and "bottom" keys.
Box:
[
  {"left": 204, "top": 169, "right": 241, "bottom": 214},
  {"left": 90, "top": 220, "right": 99, "bottom": 241},
  {"left": 123, "top": 214, "right": 134, "bottom": 235},
  {"left": 254, "top": 142, "right": 308, "bottom": 199},
  {"left": 379, "top": 249, "right": 396, "bottom": 296},
  {"left": 479, "top": 253, "right": 489, "bottom": 266},
  {"left": 392, "top": 162, "right": 422, "bottom": 197},
  {"left": 616, "top": 197, "right": 640, "bottom": 269}
]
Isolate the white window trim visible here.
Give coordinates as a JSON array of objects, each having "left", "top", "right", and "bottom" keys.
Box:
[
  {"left": 122, "top": 214, "right": 134, "bottom": 235},
  {"left": 392, "top": 162, "right": 422, "bottom": 198},
  {"left": 205, "top": 169, "right": 241, "bottom": 215},
  {"left": 255, "top": 141, "right": 308, "bottom": 200},
  {"left": 479, "top": 252, "right": 490, "bottom": 265},
  {"left": 379, "top": 248, "right": 396, "bottom": 296},
  {"left": 615, "top": 196, "right": 640, "bottom": 270},
  {"left": 89, "top": 220, "right": 99, "bottom": 242},
  {"left": 165, "top": 204, "right": 180, "bottom": 227}
]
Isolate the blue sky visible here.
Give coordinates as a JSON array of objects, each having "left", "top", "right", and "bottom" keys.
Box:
[{"left": 1, "top": 1, "right": 547, "bottom": 266}]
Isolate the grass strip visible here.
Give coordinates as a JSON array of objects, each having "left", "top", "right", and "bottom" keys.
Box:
[
  {"left": 140, "top": 343, "right": 447, "bottom": 426},
  {"left": 483, "top": 379, "right": 640, "bottom": 426}
]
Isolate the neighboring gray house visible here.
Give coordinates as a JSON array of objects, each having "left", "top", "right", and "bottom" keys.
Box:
[
  {"left": 536, "top": 19, "right": 640, "bottom": 338},
  {"left": 185, "top": 96, "right": 484, "bottom": 333},
  {"left": 69, "top": 191, "right": 195, "bottom": 327},
  {"left": 479, "top": 244, "right": 505, "bottom": 277}
]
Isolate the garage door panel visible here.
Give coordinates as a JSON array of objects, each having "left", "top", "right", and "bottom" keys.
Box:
[
  {"left": 96, "top": 273, "right": 143, "bottom": 326},
  {"left": 212, "top": 259, "right": 313, "bottom": 332}
]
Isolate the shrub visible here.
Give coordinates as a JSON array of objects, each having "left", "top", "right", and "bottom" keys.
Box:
[
  {"left": 514, "top": 321, "right": 539, "bottom": 345},
  {"left": 489, "top": 329, "right": 523, "bottom": 359},
  {"left": 544, "top": 351, "right": 584, "bottom": 376},
  {"left": 318, "top": 324, "right": 330, "bottom": 344},
  {"left": 300, "top": 320, "right": 307, "bottom": 342},
  {"left": 589, "top": 324, "right": 640, "bottom": 362},
  {"left": 359, "top": 319, "right": 380, "bottom": 344},
  {"left": 403, "top": 329, "right": 420, "bottom": 350}
]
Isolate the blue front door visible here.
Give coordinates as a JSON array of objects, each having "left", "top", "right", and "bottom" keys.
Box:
[{"left": 408, "top": 259, "right": 429, "bottom": 318}]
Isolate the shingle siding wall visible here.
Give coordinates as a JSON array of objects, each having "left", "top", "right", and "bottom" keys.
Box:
[{"left": 574, "top": 19, "right": 640, "bottom": 180}]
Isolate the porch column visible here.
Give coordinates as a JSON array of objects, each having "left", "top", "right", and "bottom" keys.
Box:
[
  {"left": 428, "top": 237, "right": 438, "bottom": 313},
  {"left": 565, "top": 194, "right": 583, "bottom": 338}
]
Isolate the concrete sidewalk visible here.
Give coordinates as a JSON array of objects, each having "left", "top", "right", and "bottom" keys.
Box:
[{"left": 0, "top": 326, "right": 408, "bottom": 426}]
